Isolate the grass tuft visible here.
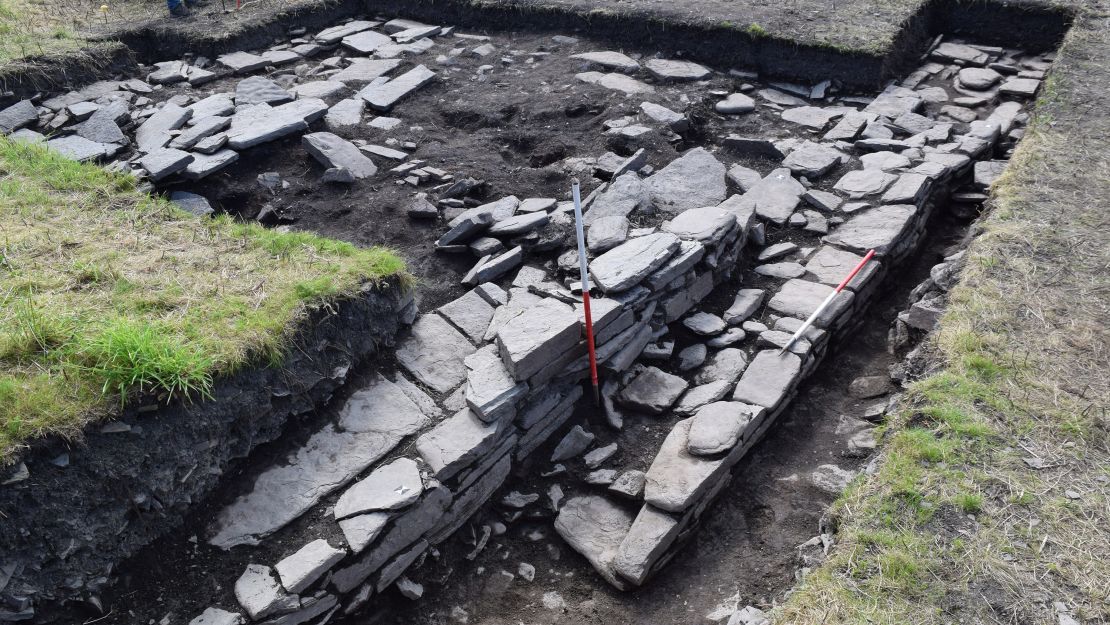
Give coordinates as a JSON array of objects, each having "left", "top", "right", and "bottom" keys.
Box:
[{"left": 0, "top": 137, "right": 406, "bottom": 462}]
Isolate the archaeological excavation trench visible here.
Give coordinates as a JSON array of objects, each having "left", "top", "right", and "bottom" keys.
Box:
[{"left": 0, "top": 3, "right": 1071, "bottom": 624}]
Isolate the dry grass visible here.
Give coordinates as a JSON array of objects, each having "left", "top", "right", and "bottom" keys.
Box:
[
  {"left": 0, "top": 137, "right": 407, "bottom": 464},
  {"left": 776, "top": 4, "right": 1110, "bottom": 624}
]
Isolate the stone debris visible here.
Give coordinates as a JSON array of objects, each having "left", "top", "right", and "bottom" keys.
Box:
[
  {"left": 576, "top": 71, "right": 655, "bottom": 94},
  {"left": 274, "top": 539, "right": 347, "bottom": 594},
  {"left": 571, "top": 51, "right": 640, "bottom": 73},
  {"left": 716, "top": 93, "right": 755, "bottom": 114},
  {"left": 234, "top": 564, "right": 299, "bottom": 620},
  {"left": 360, "top": 64, "right": 437, "bottom": 111},
  {"left": 302, "top": 132, "right": 378, "bottom": 179},
  {"left": 334, "top": 457, "right": 424, "bottom": 519},
  {"left": 644, "top": 58, "right": 711, "bottom": 82},
  {"left": 553, "top": 496, "right": 635, "bottom": 589},
  {"left": 552, "top": 425, "right": 596, "bottom": 462}
]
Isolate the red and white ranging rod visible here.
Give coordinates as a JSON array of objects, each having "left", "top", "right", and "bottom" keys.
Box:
[
  {"left": 779, "top": 248, "right": 876, "bottom": 356},
  {"left": 571, "top": 179, "right": 602, "bottom": 405}
]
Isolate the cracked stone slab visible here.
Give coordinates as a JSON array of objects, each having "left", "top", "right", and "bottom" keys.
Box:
[
  {"left": 613, "top": 505, "right": 681, "bottom": 585},
  {"left": 302, "top": 132, "right": 378, "bottom": 179},
  {"left": 415, "top": 408, "right": 502, "bottom": 480},
  {"left": 334, "top": 457, "right": 424, "bottom": 520},
  {"left": 767, "top": 278, "right": 854, "bottom": 328},
  {"left": 583, "top": 172, "right": 649, "bottom": 226},
  {"left": 662, "top": 206, "right": 737, "bottom": 245},
  {"left": 465, "top": 344, "right": 528, "bottom": 422},
  {"left": 360, "top": 64, "right": 436, "bottom": 111},
  {"left": 619, "top": 366, "right": 688, "bottom": 414},
  {"left": 342, "top": 29, "right": 393, "bottom": 54},
  {"left": 338, "top": 512, "right": 389, "bottom": 554},
  {"left": 495, "top": 297, "right": 580, "bottom": 380},
  {"left": 733, "top": 168, "right": 805, "bottom": 224},
  {"left": 182, "top": 149, "right": 239, "bottom": 180},
  {"left": 207, "top": 373, "right": 427, "bottom": 548},
  {"left": 274, "top": 539, "right": 347, "bottom": 594},
  {"left": 396, "top": 314, "right": 477, "bottom": 393},
  {"left": 822, "top": 204, "right": 917, "bottom": 256},
  {"left": 646, "top": 147, "right": 727, "bottom": 214},
  {"left": 333, "top": 58, "right": 403, "bottom": 84},
  {"left": 554, "top": 496, "right": 634, "bottom": 590},
  {"left": 438, "top": 289, "right": 495, "bottom": 343},
  {"left": 136, "top": 103, "right": 192, "bottom": 152},
  {"left": 234, "top": 564, "right": 299, "bottom": 620},
  {"left": 643, "top": 418, "right": 733, "bottom": 513},
  {"left": 0, "top": 100, "right": 38, "bottom": 134},
  {"left": 590, "top": 232, "right": 680, "bottom": 293},
  {"left": 731, "top": 349, "right": 803, "bottom": 409},
  {"left": 226, "top": 98, "right": 327, "bottom": 149}
]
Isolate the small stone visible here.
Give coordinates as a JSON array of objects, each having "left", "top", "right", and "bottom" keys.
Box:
[
  {"left": 274, "top": 539, "right": 347, "bottom": 594},
  {"left": 707, "top": 327, "right": 746, "bottom": 348},
  {"left": 695, "top": 348, "right": 749, "bottom": 385},
  {"left": 234, "top": 564, "right": 299, "bottom": 620},
  {"left": 552, "top": 425, "right": 596, "bottom": 462},
  {"left": 678, "top": 344, "right": 708, "bottom": 371},
  {"left": 811, "top": 464, "right": 856, "bottom": 494},
  {"left": 517, "top": 562, "right": 536, "bottom": 582},
  {"left": 583, "top": 443, "right": 619, "bottom": 469},
  {"left": 848, "top": 375, "right": 890, "bottom": 399},
  {"left": 396, "top": 577, "right": 424, "bottom": 599},
  {"left": 608, "top": 470, "right": 646, "bottom": 499},
  {"left": 724, "top": 289, "right": 764, "bottom": 324},
  {"left": 715, "top": 93, "right": 755, "bottom": 114}
]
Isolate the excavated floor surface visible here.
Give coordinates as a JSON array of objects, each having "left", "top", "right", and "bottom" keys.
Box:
[{"left": 12, "top": 11, "right": 1053, "bottom": 625}]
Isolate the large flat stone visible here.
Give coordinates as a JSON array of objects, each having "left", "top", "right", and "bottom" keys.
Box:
[
  {"left": 782, "top": 141, "right": 845, "bottom": 178},
  {"left": 571, "top": 51, "right": 639, "bottom": 73},
  {"left": 415, "top": 409, "right": 501, "bottom": 480},
  {"left": 396, "top": 314, "right": 477, "bottom": 393},
  {"left": 315, "top": 19, "right": 378, "bottom": 44},
  {"left": 822, "top": 204, "right": 916, "bottom": 256},
  {"left": 643, "top": 418, "right": 731, "bottom": 512},
  {"left": 687, "top": 401, "right": 762, "bottom": 455},
  {"left": 332, "top": 485, "right": 451, "bottom": 593},
  {"left": 733, "top": 168, "right": 805, "bottom": 225},
  {"left": 337, "top": 512, "right": 389, "bottom": 554},
  {"left": 140, "top": 148, "right": 194, "bottom": 182},
  {"left": 646, "top": 147, "right": 727, "bottom": 214},
  {"left": 274, "top": 539, "right": 347, "bottom": 594},
  {"left": 495, "top": 297, "right": 580, "bottom": 381},
  {"left": 218, "top": 51, "right": 269, "bottom": 73},
  {"left": 590, "top": 232, "right": 680, "bottom": 293},
  {"left": 554, "top": 496, "right": 635, "bottom": 589},
  {"left": 583, "top": 172, "right": 648, "bottom": 226},
  {"left": 804, "top": 245, "right": 878, "bottom": 290},
  {"left": 235, "top": 76, "right": 293, "bottom": 106},
  {"left": 693, "top": 348, "right": 748, "bottom": 385},
  {"left": 182, "top": 149, "right": 239, "bottom": 181},
  {"left": 342, "top": 29, "right": 393, "bottom": 54},
  {"left": 208, "top": 374, "right": 427, "bottom": 548},
  {"left": 767, "top": 278, "right": 854, "bottom": 328},
  {"left": 576, "top": 72, "right": 655, "bottom": 94},
  {"left": 833, "top": 169, "right": 897, "bottom": 199},
  {"left": 46, "top": 135, "right": 118, "bottom": 162},
  {"left": 333, "top": 58, "right": 403, "bottom": 84},
  {"left": 464, "top": 344, "right": 528, "bottom": 422},
  {"left": 644, "top": 58, "right": 711, "bottom": 82},
  {"left": 619, "top": 366, "right": 688, "bottom": 414},
  {"left": 360, "top": 64, "right": 436, "bottom": 111},
  {"left": 674, "top": 380, "right": 734, "bottom": 415},
  {"left": 226, "top": 99, "right": 327, "bottom": 149},
  {"left": 438, "top": 289, "right": 495, "bottom": 343},
  {"left": 334, "top": 457, "right": 424, "bottom": 520},
  {"left": 136, "top": 103, "right": 192, "bottom": 153},
  {"left": 731, "top": 349, "right": 802, "bottom": 409},
  {"left": 612, "top": 505, "right": 681, "bottom": 585},
  {"left": 662, "top": 206, "right": 737, "bottom": 245},
  {"left": 302, "top": 132, "right": 377, "bottom": 178},
  {"left": 0, "top": 100, "right": 38, "bottom": 134}
]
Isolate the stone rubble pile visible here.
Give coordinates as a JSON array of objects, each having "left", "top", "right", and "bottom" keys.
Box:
[
  {"left": 0, "top": 16, "right": 452, "bottom": 188},
  {"left": 179, "top": 33, "right": 1045, "bottom": 622}
]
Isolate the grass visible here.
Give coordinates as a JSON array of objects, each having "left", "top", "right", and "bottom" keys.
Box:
[
  {"left": 776, "top": 5, "right": 1110, "bottom": 623},
  {"left": 0, "top": 137, "right": 407, "bottom": 463}
]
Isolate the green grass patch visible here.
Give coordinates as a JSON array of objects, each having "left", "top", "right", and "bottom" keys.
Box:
[{"left": 0, "top": 137, "right": 406, "bottom": 462}]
